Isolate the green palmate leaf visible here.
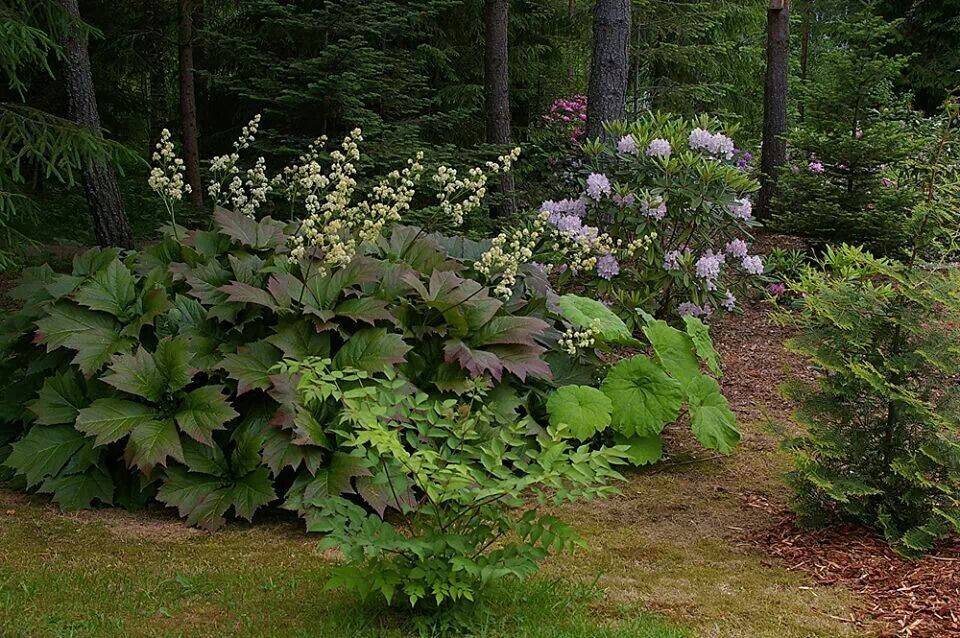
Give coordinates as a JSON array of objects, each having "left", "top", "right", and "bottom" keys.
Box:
[
  {"left": 157, "top": 465, "right": 276, "bottom": 530},
  {"left": 76, "top": 399, "right": 157, "bottom": 446},
  {"left": 73, "top": 259, "right": 138, "bottom": 319},
  {"left": 214, "top": 206, "right": 286, "bottom": 250},
  {"left": 613, "top": 433, "right": 664, "bottom": 466},
  {"left": 124, "top": 419, "right": 184, "bottom": 472},
  {"left": 122, "top": 288, "right": 172, "bottom": 339},
  {"left": 181, "top": 438, "right": 229, "bottom": 476},
  {"left": 686, "top": 376, "right": 740, "bottom": 454},
  {"left": 220, "top": 281, "right": 278, "bottom": 311},
  {"left": 267, "top": 319, "right": 331, "bottom": 359},
  {"left": 72, "top": 248, "right": 119, "bottom": 278},
  {"left": 683, "top": 316, "right": 722, "bottom": 376},
  {"left": 28, "top": 370, "right": 86, "bottom": 425},
  {"left": 601, "top": 356, "right": 684, "bottom": 437},
  {"left": 4, "top": 425, "right": 88, "bottom": 488},
  {"left": 261, "top": 427, "right": 324, "bottom": 475},
  {"left": 443, "top": 340, "right": 503, "bottom": 380},
  {"left": 334, "top": 297, "right": 395, "bottom": 326},
  {"left": 175, "top": 386, "right": 239, "bottom": 445},
  {"left": 219, "top": 341, "right": 282, "bottom": 395},
  {"left": 302, "top": 453, "right": 371, "bottom": 503},
  {"left": 40, "top": 466, "right": 114, "bottom": 510},
  {"left": 485, "top": 344, "right": 553, "bottom": 381},
  {"left": 35, "top": 302, "right": 134, "bottom": 374},
  {"left": 101, "top": 338, "right": 192, "bottom": 402},
  {"left": 642, "top": 318, "right": 701, "bottom": 389},
  {"left": 333, "top": 328, "right": 411, "bottom": 374},
  {"left": 556, "top": 294, "right": 635, "bottom": 345},
  {"left": 546, "top": 385, "right": 612, "bottom": 440},
  {"left": 230, "top": 468, "right": 276, "bottom": 520}
]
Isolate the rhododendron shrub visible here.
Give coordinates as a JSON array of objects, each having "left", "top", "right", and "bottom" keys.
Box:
[{"left": 482, "top": 112, "right": 763, "bottom": 322}]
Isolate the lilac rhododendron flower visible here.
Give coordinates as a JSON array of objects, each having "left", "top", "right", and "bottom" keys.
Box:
[
  {"left": 696, "top": 250, "right": 725, "bottom": 290},
  {"left": 725, "top": 238, "right": 749, "bottom": 258},
  {"left": 722, "top": 291, "right": 737, "bottom": 311},
  {"left": 730, "top": 197, "right": 753, "bottom": 221},
  {"left": 808, "top": 161, "right": 825, "bottom": 174},
  {"left": 596, "top": 253, "right": 620, "bottom": 280},
  {"left": 741, "top": 254, "right": 764, "bottom": 275},
  {"left": 586, "top": 173, "right": 611, "bottom": 200},
  {"left": 678, "top": 302, "right": 713, "bottom": 318},
  {"left": 646, "top": 138, "right": 672, "bottom": 159},
  {"left": 554, "top": 214, "right": 582, "bottom": 236},
  {"left": 881, "top": 177, "right": 894, "bottom": 188},
  {"left": 663, "top": 249, "right": 683, "bottom": 271},
  {"left": 767, "top": 283, "right": 787, "bottom": 296},
  {"left": 641, "top": 198, "right": 667, "bottom": 220},
  {"left": 617, "top": 135, "right": 639, "bottom": 155},
  {"left": 612, "top": 193, "right": 636, "bottom": 207},
  {"left": 689, "top": 128, "right": 735, "bottom": 159}
]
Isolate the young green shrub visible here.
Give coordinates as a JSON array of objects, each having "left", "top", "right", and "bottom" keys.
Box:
[{"left": 278, "top": 360, "right": 626, "bottom": 607}]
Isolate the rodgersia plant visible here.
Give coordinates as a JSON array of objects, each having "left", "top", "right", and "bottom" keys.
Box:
[{"left": 482, "top": 112, "right": 763, "bottom": 322}]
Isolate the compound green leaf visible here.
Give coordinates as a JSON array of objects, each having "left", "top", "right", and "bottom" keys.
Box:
[
  {"left": 4, "top": 425, "right": 88, "bottom": 488},
  {"left": 601, "top": 356, "right": 683, "bottom": 437},
  {"left": 124, "top": 419, "right": 184, "bottom": 472},
  {"left": 76, "top": 398, "right": 157, "bottom": 446},
  {"left": 29, "top": 370, "right": 87, "bottom": 425},
  {"left": 73, "top": 259, "right": 137, "bottom": 319},
  {"left": 546, "top": 385, "right": 612, "bottom": 440},
  {"left": 35, "top": 303, "right": 133, "bottom": 374},
  {"left": 219, "top": 341, "right": 282, "bottom": 395},
  {"left": 687, "top": 376, "right": 740, "bottom": 454},
  {"left": 175, "top": 386, "right": 238, "bottom": 445},
  {"left": 230, "top": 467, "right": 276, "bottom": 520},
  {"left": 333, "top": 328, "right": 410, "bottom": 374},
  {"left": 40, "top": 466, "right": 114, "bottom": 510}
]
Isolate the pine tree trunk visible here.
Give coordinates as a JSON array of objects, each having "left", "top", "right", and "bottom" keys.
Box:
[
  {"left": 483, "top": 0, "right": 516, "bottom": 217},
  {"left": 798, "top": 3, "right": 810, "bottom": 122},
  {"left": 59, "top": 0, "right": 134, "bottom": 249},
  {"left": 758, "top": 0, "right": 790, "bottom": 220},
  {"left": 145, "top": 0, "right": 166, "bottom": 145},
  {"left": 179, "top": 0, "right": 204, "bottom": 208},
  {"left": 587, "top": 0, "right": 631, "bottom": 140}
]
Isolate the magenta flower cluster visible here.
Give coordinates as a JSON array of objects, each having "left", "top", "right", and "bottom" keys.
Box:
[{"left": 543, "top": 95, "right": 588, "bottom": 143}]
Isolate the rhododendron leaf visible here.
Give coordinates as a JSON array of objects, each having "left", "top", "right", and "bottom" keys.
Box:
[
  {"left": 683, "top": 316, "right": 722, "bottom": 376},
  {"left": 35, "top": 303, "right": 133, "bottom": 374},
  {"left": 29, "top": 369, "right": 87, "bottom": 425},
  {"left": 219, "top": 341, "right": 282, "bottom": 394},
  {"left": 175, "top": 386, "right": 238, "bottom": 445},
  {"left": 546, "top": 385, "right": 612, "bottom": 440},
  {"left": 471, "top": 316, "right": 548, "bottom": 347},
  {"left": 334, "top": 328, "right": 410, "bottom": 374},
  {"left": 601, "top": 356, "right": 683, "bottom": 437},
  {"left": 557, "top": 294, "right": 636, "bottom": 345},
  {"left": 614, "top": 433, "right": 664, "bottom": 466},
  {"left": 220, "top": 281, "right": 278, "bottom": 311},
  {"left": 267, "top": 320, "right": 331, "bottom": 359},
  {"left": 444, "top": 339, "right": 504, "bottom": 380},
  {"left": 76, "top": 399, "right": 158, "bottom": 446},
  {"left": 485, "top": 344, "right": 552, "bottom": 381},
  {"left": 40, "top": 465, "right": 114, "bottom": 510},
  {"left": 686, "top": 376, "right": 740, "bottom": 454},
  {"left": 214, "top": 206, "right": 285, "bottom": 250},
  {"left": 642, "top": 318, "right": 701, "bottom": 389},
  {"left": 3, "top": 425, "right": 88, "bottom": 488},
  {"left": 124, "top": 419, "right": 184, "bottom": 472},
  {"left": 73, "top": 259, "right": 138, "bottom": 319},
  {"left": 334, "top": 297, "right": 395, "bottom": 325}
]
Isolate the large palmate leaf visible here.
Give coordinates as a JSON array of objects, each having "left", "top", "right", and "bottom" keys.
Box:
[
  {"left": 73, "top": 259, "right": 138, "bottom": 319},
  {"left": 471, "top": 316, "right": 548, "bottom": 347},
  {"left": 157, "top": 465, "right": 276, "bottom": 530},
  {"left": 175, "top": 386, "right": 238, "bottom": 445},
  {"left": 35, "top": 303, "right": 134, "bottom": 374},
  {"left": 75, "top": 399, "right": 157, "bottom": 446},
  {"left": 642, "top": 318, "right": 701, "bottom": 389},
  {"left": 124, "top": 419, "right": 184, "bottom": 472},
  {"left": 28, "top": 370, "right": 87, "bottom": 425},
  {"left": 40, "top": 466, "right": 114, "bottom": 510},
  {"left": 557, "top": 295, "right": 636, "bottom": 345},
  {"left": 261, "top": 427, "right": 325, "bottom": 475},
  {"left": 485, "top": 344, "right": 552, "bottom": 381},
  {"left": 72, "top": 247, "right": 120, "bottom": 278},
  {"left": 299, "top": 453, "right": 371, "bottom": 504},
  {"left": 687, "top": 376, "right": 740, "bottom": 454},
  {"left": 546, "top": 385, "right": 612, "bottom": 440},
  {"left": 334, "top": 297, "right": 395, "bottom": 326},
  {"left": 214, "top": 206, "right": 286, "bottom": 250},
  {"left": 614, "top": 433, "right": 664, "bottom": 466},
  {"left": 102, "top": 338, "right": 192, "bottom": 402},
  {"left": 3, "top": 425, "right": 88, "bottom": 488},
  {"left": 334, "top": 328, "right": 411, "bottom": 374},
  {"left": 443, "top": 340, "right": 504, "bottom": 380},
  {"left": 268, "top": 319, "right": 331, "bottom": 359},
  {"left": 683, "top": 316, "right": 722, "bottom": 376},
  {"left": 601, "top": 356, "right": 683, "bottom": 437},
  {"left": 220, "top": 281, "right": 278, "bottom": 311},
  {"left": 219, "top": 341, "right": 283, "bottom": 394}
]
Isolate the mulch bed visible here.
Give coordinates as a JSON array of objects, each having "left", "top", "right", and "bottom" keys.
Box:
[{"left": 715, "top": 303, "right": 960, "bottom": 638}]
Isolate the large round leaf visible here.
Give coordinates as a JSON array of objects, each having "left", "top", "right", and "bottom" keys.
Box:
[
  {"left": 546, "top": 385, "right": 612, "bottom": 440},
  {"left": 613, "top": 433, "right": 664, "bottom": 466},
  {"left": 642, "top": 318, "right": 700, "bottom": 389},
  {"left": 556, "top": 294, "right": 635, "bottom": 345},
  {"left": 601, "top": 356, "right": 683, "bottom": 437},
  {"left": 687, "top": 376, "right": 740, "bottom": 454}
]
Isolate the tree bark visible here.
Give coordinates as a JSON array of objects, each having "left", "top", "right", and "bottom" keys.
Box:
[
  {"left": 483, "top": 0, "right": 516, "bottom": 217},
  {"left": 758, "top": 0, "right": 790, "bottom": 220},
  {"left": 587, "top": 0, "right": 631, "bottom": 140},
  {"left": 178, "top": 0, "right": 204, "bottom": 208},
  {"left": 145, "top": 0, "right": 166, "bottom": 145},
  {"left": 59, "top": 0, "right": 134, "bottom": 249},
  {"left": 798, "top": 2, "right": 810, "bottom": 122}
]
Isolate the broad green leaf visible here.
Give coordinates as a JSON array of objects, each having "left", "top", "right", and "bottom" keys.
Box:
[
  {"left": 219, "top": 341, "right": 282, "bottom": 395},
  {"left": 40, "top": 466, "right": 114, "bottom": 510},
  {"left": 267, "top": 320, "right": 331, "bottom": 359},
  {"left": 181, "top": 438, "right": 229, "bottom": 476},
  {"left": 74, "top": 259, "right": 138, "bottom": 319},
  {"left": 214, "top": 206, "right": 286, "bottom": 250},
  {"left": 28, "top": 370, "right": 87, "bottom": 425},
  {"left": 122, "top": 288, "right": 172, "bottom": 338},
  {"left": 683, "top": 316, "right": 722, "bottom": 376},
  {"left": 601, "top": 356, "right": 683, "bottom": 437},
  {"left": 261, "top": 426, "right": 324, "bottom": 475},
  {"left": 35, "top": 303, "right": 133, "bottom": 374},
  {"left": 557, "top": 294, "right": 635, "bottom": 345},
  {"left": 72, "top": 247, "right": 119, "bottom": 277},
  {"left": 614, "top": 433, "right": 664, "bottom": 466},
  {"left": 302, "top": 452, "right": 371, "bottom": 503},
  {"left": 686, "top": 376, "right": 740, "bottom": 454},
  {"left": 125, "top": 419, "right": 184, "bottom": 471},
  {"left": 175, "top": 386, "right": 238, "bottom": 445},
  {"left": 546, "top": 385, "right": 612, "bottom": 440},
  {"left": 156, "top": 466, "right": 232, "bottom": 530},
  {"left": 101, "top": 348, "right": 167, "bottom": 402},
  {"left": 230, "top": 467, "right": 276, "bottom": 520},
  {"left": 4, "top": 425, "right": 88, "bottom": 488},
  {"left": 642, "top": 318, "right": 701, "bottom": 389},
  {"left": 76, "top": 398, "right": 158, "bottom": 446},
  {"left": 333, "top": 328, "right": 410, "bottom": 374}
]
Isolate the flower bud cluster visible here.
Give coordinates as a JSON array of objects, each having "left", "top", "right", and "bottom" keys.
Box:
[
  {"left": 148, "top": 129, "right": 192, "bottom": 202},
  {"left": 558, "top": 319, "right": 603, "bottom": 355},
  {"left": 207, "top": 115, "right": 268, "bottom": 216},
  {"left": 433, "top": 148, "right": 521, "bottom": 227}
]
